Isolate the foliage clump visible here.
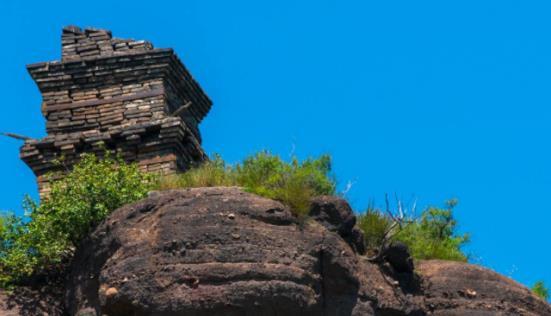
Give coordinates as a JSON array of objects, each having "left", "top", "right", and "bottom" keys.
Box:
[
  {"left": 532, "top": 280, "right": 550, "bottom": 301},
  {"left": 156, "top": 155, "right": 235, "bottom": 189},
  {"left": 0, "top": 151, "right": 333, "bottom": 287},
  {"left": 357, "top": 199, "right": 469, "bottom": 261},
  {"left": 156, "top": 152, "right": 336, "bottom": 217},
  {"left": 357, "top": 207, "right": 391, "bottom": 251},
  {"left": 0, "top": 153, "right": 153, "bottom": 287}
]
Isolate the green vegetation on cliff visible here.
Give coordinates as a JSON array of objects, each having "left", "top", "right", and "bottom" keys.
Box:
[
  {"left": 0, "top": 154, "right": 153, "bottom": 287},
  {"left": 156, "top": 152, "right": 336, "bottom": 217},
  {"left": 0, "top": 152, "right": 335, "bottom": 286},
  {"left": 0, "top": 151, "right": 472, "bottom": 288},
  {"left": 532, "top": 281, "right": 550, "bottom": 301},
  {"left": 357, "top": 199, "right": 469, "bottom": 262}
]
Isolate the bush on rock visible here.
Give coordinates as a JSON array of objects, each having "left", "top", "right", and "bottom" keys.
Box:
[{"left": 0, "top": 153, "right": 153, "bottom": 286}]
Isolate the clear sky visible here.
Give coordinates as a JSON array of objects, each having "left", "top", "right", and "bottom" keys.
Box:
[{"left": 1, "top": 0, "right": 550, "bottom": 291}]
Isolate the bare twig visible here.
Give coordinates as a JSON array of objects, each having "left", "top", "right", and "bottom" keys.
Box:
[
  {"left": 366, "top": 194, "right": 416, "bottom": 262},
  {"left": 171, "top": 101, "right": 192, "bottom": 117},
  {"left": 341, "top": 179, "right": 356, "bottom": 197},
  {"left": 1, "top": 132, "right": 32, "bottom": 141}
]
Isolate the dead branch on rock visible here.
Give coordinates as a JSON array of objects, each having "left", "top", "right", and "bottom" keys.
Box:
[{"left": 366, "top": 194, "right": 416, "bottom": 262}]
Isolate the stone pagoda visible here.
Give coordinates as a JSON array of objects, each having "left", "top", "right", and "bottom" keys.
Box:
[{"left": 20, "top": 26, "right": 212, "bottom": 196}]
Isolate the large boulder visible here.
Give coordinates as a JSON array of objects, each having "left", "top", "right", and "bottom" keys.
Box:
[
  {"left": 66, "top": 187, "right": 375, "bottom": 315},
  {"left": 3, "top": 187, "right": 548, "bottom": 315},
  {"left": 309, "top": 195, "right": 366, "bottom": 254},
  {"left": 416, "top": 260, "right": 551, "bottom": 315}
]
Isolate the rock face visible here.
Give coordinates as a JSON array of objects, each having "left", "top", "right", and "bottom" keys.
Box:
[
  {"left": 66, "top": 187, "right": 370, "bottom": 315},
  {"left": 417, "top": 260, "right": 551, "bottom": 315},
  {"left": 2, "top": 187, "right": 549, "bottom": 315},
  {"left": 0, "top": 281, "right": 65, "bottom": 316},
  {"left": 60, "top": 187, "right": 550, "bottom": 316}
]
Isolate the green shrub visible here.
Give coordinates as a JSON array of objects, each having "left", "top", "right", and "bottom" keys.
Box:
[
  {"left": 358, "top": 199, "right": 469, "bottom": 261},
  {"left": 0, "top": 213, "right": 30, "bottom": 286},
  {"left": 155, "top": 152, "right": 336, "bottom": 217},
  {"left": 236, "top": 152, "right": 335, "bottom": 216},
  {"left": 532, "top": 280, "right": 550, "bottom": 301},
  {"left": 0, "top": 153, "right": 154, "bottom": 287},
  {"left": 0, "top": 151, "right": 334, "bottom": 287},
  {"left": 157, "top": 155, "right": 235, "bottom": 190},
  {"left": 395, "top": 202, "right": 469, "bottom": 262},
  {"left": 357, "top": 207, "right": 392, "bottom": 256}
]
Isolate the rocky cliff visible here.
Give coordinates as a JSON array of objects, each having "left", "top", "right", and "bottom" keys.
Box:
[{"left": 1, "top": 187, "right": 549, "bottom": 315}]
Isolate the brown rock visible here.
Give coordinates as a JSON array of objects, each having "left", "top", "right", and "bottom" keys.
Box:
[
  {"left": 65, "top": 187, "right": 376, "bottom": 315},
  {"left": 104, "top": 287, "right": 118, "bottom": 299},
  {"left": 0, "top": 187, "right": 544, "bottom": 315},
  {"left": 63, "top": 187, "right": 551, "bottom": 315},
  {"left": 309, "top": 195, "right": 366, "bottom": 254},
  {"left": 0, "top": 281, "right": 65, "bottom": 316},
  {"left": 416, "top": 260, "right": 551, "bottom": 315}
]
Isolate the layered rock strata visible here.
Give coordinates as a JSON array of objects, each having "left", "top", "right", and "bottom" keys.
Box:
[{"left": 62, "top": 187, "right": 551, "bottom": 316}]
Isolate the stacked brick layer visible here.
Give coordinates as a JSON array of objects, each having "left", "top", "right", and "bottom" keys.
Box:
[{"left": 21, "top": 26, "right": 212, "bottom": 196}]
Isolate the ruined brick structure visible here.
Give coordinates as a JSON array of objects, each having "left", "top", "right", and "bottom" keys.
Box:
[{"left": 20, "top": 26, "right": 212, "bottom": 196}]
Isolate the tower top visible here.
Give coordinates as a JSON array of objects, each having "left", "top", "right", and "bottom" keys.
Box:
[
  {"left": 60, "top": 26, "right": 154, "bottom": 61},
  {"left": 21, "top": 26, "right": 212, "bottom": 196}
]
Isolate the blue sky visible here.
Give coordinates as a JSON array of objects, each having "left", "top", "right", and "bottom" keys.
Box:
[{"left": 1, "top": 0, "right": 550, "bottom": 290}]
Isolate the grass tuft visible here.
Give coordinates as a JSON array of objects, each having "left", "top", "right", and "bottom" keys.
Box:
[{"left": 154, "top": 152, "right": 336, "bottom": 217}]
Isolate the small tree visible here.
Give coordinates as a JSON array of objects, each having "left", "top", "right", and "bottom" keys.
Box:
[
  {"left": 395, "top": 199, "right": 469, "bottom": 261},
  {"left": 358, "top": 198, "right": 469, "bottom": 262}
]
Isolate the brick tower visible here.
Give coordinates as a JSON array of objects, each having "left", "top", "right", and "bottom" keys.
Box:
[{"left": 20, "top": 26, "right": 212, "bottom": 196}]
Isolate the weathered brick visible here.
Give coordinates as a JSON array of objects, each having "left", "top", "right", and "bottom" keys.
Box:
[{"left": 22, "top": 26, "right": 212, "bottom": 197}]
